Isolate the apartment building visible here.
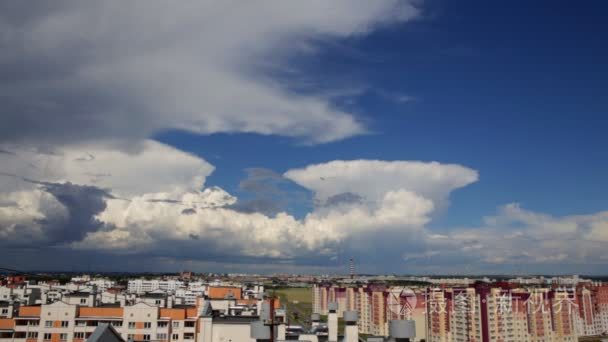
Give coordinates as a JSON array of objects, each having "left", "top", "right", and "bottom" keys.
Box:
[
  {"left": 315, "top": 282, "right": 607, "bottom": 342},
  {"left": 426, "top": 285, "right": 582, "bottom": 342},
  {"left": 0, "top": 300, "right": 200, "bottom": 342},
  {"left": 0, "top": 288, "right": 40, "bottom": 306},
  {"left": 127, "top": 280, "right": 185, "bottom": 294},
  {"left": 313, "top": 284, "right": 427, "bottom": 340},
  {"left": 0, "top": 288, "right": 281, "bottom": 342},
  {"left": 575, "top": 284, "right": 608, "bottom": 336}
]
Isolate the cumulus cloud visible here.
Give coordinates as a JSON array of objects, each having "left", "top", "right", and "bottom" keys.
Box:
[
  {"left": 284, "top": 159, "right": 479, "bottom": 209},
  {"left": 0, "top": 140, "right": 214, "bottom": 196},
  {"left": 3, "top": 141, "right": 608, "bottom": 272},
  {"left": 1, "top": 146, "right": 477, "bottom": 265},
  {"left": 0, "top": 1, "right": 420, "bottom": 147},
  {"left": 414, "top": 203, "right": 608, "bottom": 272},
  {"left": 0, "top": 182, "right": 112, "bottom": 247},
  {"left": 66, "top": 159, "right": 474, "bottom": 263}
]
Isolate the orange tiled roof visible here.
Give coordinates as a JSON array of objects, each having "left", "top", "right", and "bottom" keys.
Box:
[
  {"left": 0, "top": 318, "right": 15, "bottom": 329},
  {"left": 18, "top": 306, "right": 41, "bottom": 317},
  {"left": 159, "top": 308, "right": 185, "bottom": 320},
  {"left": 208, "top": 286, "right": 242, "bottom": 299},
  {"left": 79, "top": 307, "right": 124, "bottom": 318}
]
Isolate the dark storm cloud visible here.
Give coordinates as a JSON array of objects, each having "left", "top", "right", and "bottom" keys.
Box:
[
  {"left": 0, "top": 175, "right": 114, "bottom": 247},
  {"left": 0, "top": 149, "right": 16, "bottom": 155},
  {"left": 182, "top": 208, "right": 197, "bottom": 215},
  {"left": 228, "top": 198, "right": 282, "bottom": 216},
  {"left": 146, "top": 199, "right": 182, "bottom": 204},
  {"left": 229, "top": 167, "right": 313, "bottom": 216},
  {"left": 38, "top": 181, "right": 113, "bottom": 244},
  {"left": 323, "top": 192, "right": 363, "bottom": 207},
  {"left": 229, "top": 168, "right": 287, "bottom": 215},
  {"left": 73, "top": 153, "right": 95, "bottom": 162}
]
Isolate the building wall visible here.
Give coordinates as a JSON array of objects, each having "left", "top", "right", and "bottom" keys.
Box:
[{"left": 209, "top": 323, "right": 254, "bottom": 342}]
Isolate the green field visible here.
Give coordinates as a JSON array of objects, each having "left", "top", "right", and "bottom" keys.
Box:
[
  {"left": 273, "top": 287, "right": 312, "bottom": 304},
  {"left": 579, "top": 337, "right": 606, "bottom": 342},
  {"left": 271, "top": 287, "right": 314, "bottom": 327}
]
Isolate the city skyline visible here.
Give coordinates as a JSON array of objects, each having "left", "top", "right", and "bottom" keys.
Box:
[{"left": 1, "top": 1, "right": 608, "bottom": 274}]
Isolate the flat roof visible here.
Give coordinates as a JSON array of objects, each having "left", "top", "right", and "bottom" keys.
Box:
[{"left": 212, "top": 315, "right": 259, "bottom": 324}]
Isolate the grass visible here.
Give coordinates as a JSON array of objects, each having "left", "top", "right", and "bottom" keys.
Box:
[
  {"left": 271, "top": 287, "right": 314, "bottom": 327},
  {"left": 268, "top": 288, "right": 350, "bottom": 335},
  {"left": 579, "top": 337, "right": 606, "bottom": 342},
  {"left": 273, "top": 287, "right": 312, "bottom": 304}
]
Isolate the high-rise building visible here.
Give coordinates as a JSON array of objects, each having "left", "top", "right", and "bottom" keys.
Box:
[{"left": 313, "top": 282, "right": 608, "bottom": 342}]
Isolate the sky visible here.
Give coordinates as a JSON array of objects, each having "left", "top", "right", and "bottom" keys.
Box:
[{"left": 1, "top": 0, "right": 608, "bottom": 275}]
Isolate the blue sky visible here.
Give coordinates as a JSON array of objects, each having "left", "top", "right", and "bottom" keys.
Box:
[
  {"left": 1, "top": 0, "right": 607, "bottom": 274},
  {"left": 156, "top": 0, "right": 608, "bottom": 225}
]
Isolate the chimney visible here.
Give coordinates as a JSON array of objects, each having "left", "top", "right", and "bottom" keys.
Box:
[
  {"left": 311, "top": 313, "right": 321, "bottom": 327},
  {"left": 389, "top": 320, "right": 416, "bottom": 342},
  {"left": 7, "top": 300, "right": 15, "bottom": 318},
  {"left": 343, "top": 311, "right": 358, "bottom": 342},
  {"left": 276, "top": 321, "right": 286, "bottom": 341},
  {"left": 256, "top": 292, "right": 265, "bottom": 317},
  {"left": 88, "top": 293, "right": 95, "bottom": 307},
  {"left": 260, "top": 300, "right": 270, "bottom": 322},
  {"left": 328, "top": 302, "right": 338, "bottom": 342},
  {"left": 298, "top": 335, "right": 319, "bottom": 342}
]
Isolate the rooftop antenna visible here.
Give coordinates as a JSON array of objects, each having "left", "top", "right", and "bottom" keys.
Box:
[{"left": 349, "top": 258, "right": 355, "bottom": 279}]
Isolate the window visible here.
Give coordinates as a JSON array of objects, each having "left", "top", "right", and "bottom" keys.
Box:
[
  {"left": 111, "top": 321, "right": 123, "bottom": 327},
  {"left": 76, "top": 321, "right": 86, "bottom": 327},
  {"left": 60, "top": 334, "right": 68, "bottom": 341},
  {"left": 143, "top": 334, "right": 150, "bottom": 341},
  {"left": 45, "top": 321, "right": 53, "bottom": 327},
  {"left": 155, "top": 300, "right": 161, "bottom": 305},
  {"left": 157, "top": 333, "right": 168, "bottom": 340},
  {"left": 172, "top": 334, "right": 179, "bottom": 340},
  {"left": 172, "top": 321, "right": 180, "bottom": 328},
  {"left": 144, "top": 322, "right": 152, "bottom": 329},
  {"left": 74, "top": 332, "right": 85, "bottom": 339},
  {"left": 158, "top": 321, "right": 168, "bottom": 327},
  {"left": 128, "top": 334, "right": 135, "bottom": 341},
  {"left": 1, "top": 308, "right": 8, "bottom": 314},
  {"left": 43, "top": 333, "right": 52, "bottom": 341},
  {"left": 184, "top": 321, "right": 195, "bottom": 328},
  {"left": 128, "top": 322, "right": 136, "bottom": 329},
  {"left": 27, "top": 332, "right": 38, "bottom": 339},
  {"left": 80, "top": 298, "right": 87, "bottom": 304},
  {"left": 61, "top": 321, "right": 69, "bottom": 327}
]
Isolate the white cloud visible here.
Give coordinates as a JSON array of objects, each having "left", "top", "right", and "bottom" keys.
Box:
[
  {"left": 0, "top": 140, "right": 213, "bottom": 196},
  {"left": 0, "top": 1, "right": 420, "bottom": 146},
  {"left": 437, "top": 204, "right": 608, "bottom": 266},
  {"left": 0, "top": 189, "right": 65, "bottom": 245},
  {"left": 284, "top": 159, "right": 479, "bottom": 207},
  {"left": 0, "top": 140, "right": 213, "bottom": 246},
  {"left": 3, "top": 141, "right": 608, "bottom": 271},
  {"left": 72, "top": 159, "right": 474, "bottom": 260}
]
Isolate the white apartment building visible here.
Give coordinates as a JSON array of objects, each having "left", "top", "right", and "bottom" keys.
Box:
[{"left": 128, "top": 280, "right": 184, "bottom": 294}]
